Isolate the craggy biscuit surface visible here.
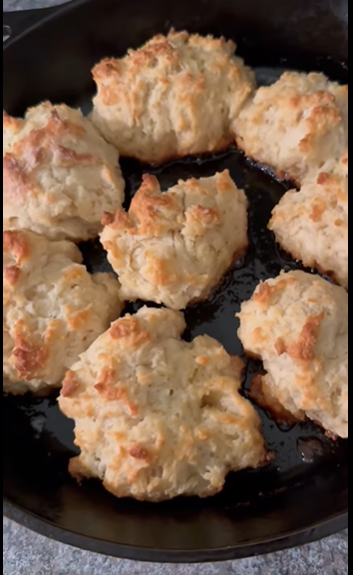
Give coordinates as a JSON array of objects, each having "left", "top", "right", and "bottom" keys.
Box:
[
  {"left": 3, "top": 230, "right": 123, "bottom": 394},
  {"left": 234, "top": 72, "right": 348, "bottom": 184},
  {"left": 59, "top": 306, "right": 267, "bottom": 501},
  {"left": 237, "top": 271, "right": 348, "bottom": 438},
  {"left": 100, "top": 170, "right": 248, "bottom": 310},
  {"left": 3, "top": 102, "right": 125, "bottom": 241},
  {"left": 91, "top": 30, "right": 255, "bottom": 164},
  {"left": 269, "top": 152, "right": 348, "bottom": 289}
]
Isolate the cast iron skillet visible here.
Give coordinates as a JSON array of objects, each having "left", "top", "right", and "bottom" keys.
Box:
[{"left": 3, "top": 0, "right": 348, "bottom": 563}]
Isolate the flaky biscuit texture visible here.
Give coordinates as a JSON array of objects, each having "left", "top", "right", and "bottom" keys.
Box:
[
  {"left": 234, "top": 72, "right": 348, "bottom": 184},
  {"left": 3, "top": 102, "right": 125, "bottom": 241},
  {"left": 59, "top": 306, "right": 267, "bottom": 501},
  {"left": 100, "top": 170, "right": 248, "bottom": 310},
  {"left": 269, "top": 152, "right": 348, "bottom": 289},
  {"left": 91, "top": 30, "right": 255, "bottom": 164},
  {"left": 237, "top": 271, "right": 348, "bottom": 438},
  {"left": 3, "top": 230, "right": 123, "bottom": 394}
]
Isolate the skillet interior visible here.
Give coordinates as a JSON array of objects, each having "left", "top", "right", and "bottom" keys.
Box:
[{"left": 3, "top": 0, "right": 348, "bottom": 562}]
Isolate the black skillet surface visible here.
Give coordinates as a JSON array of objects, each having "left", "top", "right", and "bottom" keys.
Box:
[{"left": 3, "top": 0, "right": 348, "bottom": 563}]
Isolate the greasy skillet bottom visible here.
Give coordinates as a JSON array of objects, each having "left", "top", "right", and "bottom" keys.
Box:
[{"left": 3, "top": 66, "right": 348, "bottom": 561}]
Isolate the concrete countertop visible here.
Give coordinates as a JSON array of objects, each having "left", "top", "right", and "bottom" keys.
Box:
[{"left": 3, "top": 1, "right": 348, "bottom": 573}]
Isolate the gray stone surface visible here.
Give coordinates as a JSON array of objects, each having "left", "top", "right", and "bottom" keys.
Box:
[{"left": 2, "top": 1, "right": 349, "bottom": 573}]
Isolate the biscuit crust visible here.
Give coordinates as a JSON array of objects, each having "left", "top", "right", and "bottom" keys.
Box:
[
  {"left": 269, "top": 152, "right": 348, "bottom": 289},
  {"left": 59, "top": 306, "right": 268, "bottom": 501},
  {"left": 3, "top": 102, "right": 125, "bottom": 241},
  {"left": 100, "top": 170, "right": 248, "bottom": 310},
  {"left": 91, "top": 30, "right": 255, "bottom": 164},
  {"left": 3, "top": 230, "right": 123, "bottom": 394},
  {"left": 234, "top": 72, "right": 348, "bottom": 184},
  {"left": 237, "top": 271, "right": 348, "bottom": 438}
]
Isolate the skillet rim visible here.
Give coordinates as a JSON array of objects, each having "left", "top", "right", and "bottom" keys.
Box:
[{"left": 3, "top": 498, "right": 348, "bottom": 563}]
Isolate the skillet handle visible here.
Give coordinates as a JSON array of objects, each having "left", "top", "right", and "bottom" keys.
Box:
[{"left": 3, "top": 3, "right": 71, "bottom": 45}]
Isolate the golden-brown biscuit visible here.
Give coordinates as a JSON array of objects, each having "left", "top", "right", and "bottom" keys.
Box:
[
  {"left": 59, "top": 306, "right": 268, "bottom": 502},
  {"left": 237, "top": 271, "right": 348, "bottom": 438},
  {"left": 269, "top": 152, "right": 348, "bottom": 289},
  {"left": 91, "top": 30, "right": 255, "bottom": 164},
  {"left": 100, "top": 170, "right": 248, "bottom": 310},
  {"left": 3, "top": 230, "right": 123, "bottom": 394},
  {"left": 3, "top": 102, "right": 125, "bottom": 241},
  {"left": 234, "top": 72, "right": 348, "bottom": 184}
]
